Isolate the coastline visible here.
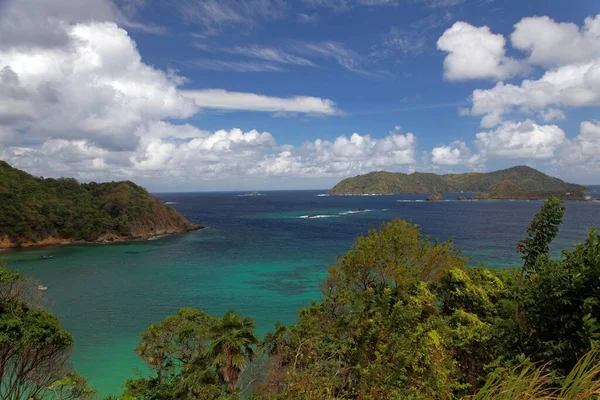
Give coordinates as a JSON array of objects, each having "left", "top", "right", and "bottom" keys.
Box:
[
  {"left": 0, "top": 225, "right": 203, "bottom": 251},
  {"left": 327, "top": 193, "right": 596, "bottom": 201}
]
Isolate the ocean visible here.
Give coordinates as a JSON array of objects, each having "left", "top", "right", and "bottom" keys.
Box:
[{"left": 2, "top": 189, "right": 600, "bottom": 397}]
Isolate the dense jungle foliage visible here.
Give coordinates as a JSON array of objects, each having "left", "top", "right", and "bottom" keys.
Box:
[
  {"left": 2, "top": 197, "right": 600, "bottom": 399},
  {"left": 0, "top": 161, "right": 198, "bottom": 246},
  {"left": 328, "top": 165, "right": 588, "bottom": 199}
]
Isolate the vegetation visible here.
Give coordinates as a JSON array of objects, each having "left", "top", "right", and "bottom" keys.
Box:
[
  {"left": 0, "top": 161, "right": 200, "bottom": 248},
  {"left": 328, "top": 165, "right": 588, "bottom": 199},
  {"left": 107, "top": 196, "right": 600, "bottom": 399},
  {"left": 2, "top": 196, "right": 600, "bottom": 399},
  {"left": 0, "top": 261, "right": 94, "bottom": 400}
]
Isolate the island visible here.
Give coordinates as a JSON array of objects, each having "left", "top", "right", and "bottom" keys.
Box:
[
  {"left": 0, "top": 161, "right": 201, "bottom": 249},
  {"left": 426, "top": 193, "right": 444, "bottom": 201},
  {"left": 328, "top": 165, "right": 590, "bottom": 200}
]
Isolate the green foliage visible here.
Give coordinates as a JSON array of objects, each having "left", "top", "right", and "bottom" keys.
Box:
[
  {"left": 329, "top": 165, "right": 587, "bottom": 198},
  {"left": 257, "top": 220, "right": 487, "bottom": 399},
  {"left": 468, "top": 351, "right": 600, "bottom": 400},
  {"left": 48, "top": 372, "right": 97, "bottom": 400},
  {"left": 118, "top": 200, "right": 600, "bottom": 399},
  {"left": 208, "top": 310, "right": 259, "bottom": 393},
  {"left": 135, "top": 308, "right": 216, "bottom": 385},
  {"left": 0, "top": 263, "right": 92, "bottom": 400},
  {"left": 0, "top": 160, "right": 197, "bottom": 247},
  {"left": 519, "top": 228, "right": 600, "bottom": 372},
  {"left": 124, "top": 308, "right": 258, "bottom": 399},
  {"left": 517, "top": 196, "right": 566, "bottom": 272}
]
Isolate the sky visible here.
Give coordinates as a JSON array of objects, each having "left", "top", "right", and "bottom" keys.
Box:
[{"left": 0, "top": 0, "right": 599, "bottom": 191}]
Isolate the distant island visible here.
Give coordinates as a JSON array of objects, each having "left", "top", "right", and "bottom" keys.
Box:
[
  {"left": 0, "top": 161, "right": 201, "bottom": 249},
  {"left": 329, "top": 166, "right": 591, "bottom": 200}
]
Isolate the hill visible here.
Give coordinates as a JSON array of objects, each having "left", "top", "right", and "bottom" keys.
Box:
[
  {"left": 0, "top": 161, "right": 201, "bottom": 248},
  {"left": 328, "top": 166, "right": 589, "bottom": 199}
]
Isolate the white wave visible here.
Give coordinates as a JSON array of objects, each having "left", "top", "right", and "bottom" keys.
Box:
[
  {"left": 298, "top": 214, "right": 340, "bottom": 219},
  {"left": 164, "top": 201, "right": 177, "bottom": 205},
  {"left": 397, "top": 200, "right": 425, "bottom": 203},
  {"left": 316, "top": 194, "right": 329, "bottom": 197},
  {"left": 338, "top": 209, "right": 373, "bottom": 215}
]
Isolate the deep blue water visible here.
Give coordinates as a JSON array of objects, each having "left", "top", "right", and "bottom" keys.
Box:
[{"left": 2, "top": 189, "right": 600, "bottom": 396}]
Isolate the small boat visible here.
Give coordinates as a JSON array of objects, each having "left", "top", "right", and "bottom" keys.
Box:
[
  {"left": 42, "top": 255, "right": 53, "bottom": 260},
  {"left": 37, "top": 284, "right": 48, "bottom": 291}
]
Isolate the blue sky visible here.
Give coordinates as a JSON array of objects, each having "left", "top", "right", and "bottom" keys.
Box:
[{"left": 0, "top": 0, "right": 599, "bottom": 190}]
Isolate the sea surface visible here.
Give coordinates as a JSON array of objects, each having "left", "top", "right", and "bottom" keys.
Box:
[{"left": 2, "top": 188, "right": 600, "bottom": 396}]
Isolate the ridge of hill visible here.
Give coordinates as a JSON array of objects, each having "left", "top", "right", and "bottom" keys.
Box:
[
  {"left": 0, "top": 161, "right": 201, "bottom": 248},
  {"left": 329, "top": 166, "right": 588, "bottom": 199}
]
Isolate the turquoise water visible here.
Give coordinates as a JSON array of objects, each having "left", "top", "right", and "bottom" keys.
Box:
[{"left": 2, "top": 190, "right": 600, "bottom": 396}]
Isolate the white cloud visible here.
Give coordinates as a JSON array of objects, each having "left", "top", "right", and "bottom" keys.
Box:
[
  {"left": 255, "top": 131, "right": 417, "bottom": 176},
  {"left": 0, "top": 0, "right": 161, "bottom": 50},
  {"left": 511, "top": 15, "right": 600, "bottom": 67},
  {"left": 539, "top": 108, "right": 566, "bottom": 122},
  {"left": 475, "top": 120, "right": 566, "bottom": 159},
  {"left": 437, "top": 22, "right": 526, "bottom": 81},
  {"left": 292, "top": 41, "right": 384, "bottom": 77},
  {"left": 225, "top": 45, "right": 315, "bottom": 66},
  {"left": 297, "top": 13, "right": 318, "bottom": 24},
  {"left": 431, "top": 141, "right": 480, "bottom": 166},
  {"left": 302, "top": 0, "right": 400, "bottom": 11},
  {"left": 185, "top": 59, "right": 283, "bottom": 72},
  {"left": 470, "top": 59, "right": 600, "bottom": 127},
  {"left": 182, "top": 89, "right": 343, "bottom": 115},
  {"left": 1, "top": 124, "right": 419, "bottom": 184},
  {"left": 131, "top": 125, "right": 277, "bottom": 174},
  {"left": 557, "top": 121, "right": 600, "bottom": 169},
  {"left": 0, "top": 21, "right": 197, "bottom": 150},
  {"left": 170, "top": 0, "right": 285, "bottom": 35}
]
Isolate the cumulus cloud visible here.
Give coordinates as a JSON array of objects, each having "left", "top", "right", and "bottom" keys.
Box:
[
  {"left": 470, "top": 60, "right": 600, "bottom": 127},
  {"left": 255, "top": 131, "right": 417, "bottom": 176},
  {"left": 431, "top": 141, "right": 480, "bottom": 166},
  {"left": 475, "top": 120, "right": 566, "bottom": 159},
  {"left": 0, "top": 0, "right": 161, "bottom": 50},
  {"left": 453, "top": 14, "right": 600, "bottom": 127},
  {"left": 511, "top": 15, "right": 600, "bottom": 67},
  {"left": 539, "top": 108, "right": 566, "bottom": 122},
  {"left": 0, "top": 21, "right": 197, "bottom": 150},
  {"left": 557, "top": 121, "right": 600, "bottom": 170},
  {"left": 1, "top": 123, "right": 419, "bottom": 184},
  {"left": 437, "top": 22, "right": 526, "bottom": 81},
  {"left": 183, "top": 89, "right": 343, "bottom": 115}
]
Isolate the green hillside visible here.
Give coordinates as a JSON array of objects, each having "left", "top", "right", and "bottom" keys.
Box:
[
  {"left": 329, "top": 166, "right": 588, "bottom": 198},
  {"left": 0, "top": 161, "right": 200, "bottom": 248}
]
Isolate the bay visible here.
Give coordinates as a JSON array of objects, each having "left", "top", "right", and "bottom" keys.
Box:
[{"left": 2, "top": 188, "right": 600, "bottom": 397}]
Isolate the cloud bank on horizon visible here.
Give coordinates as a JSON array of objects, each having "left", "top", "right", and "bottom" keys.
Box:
[{"left": 0, "top": 0, "right": 598, "bottom": 190}]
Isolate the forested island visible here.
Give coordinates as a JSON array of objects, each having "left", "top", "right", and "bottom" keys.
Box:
[
  {"left": 0, "top": 161, "right": 200, "bottom": 248},
  {"left": 3, "top": 197, "right": 600, "bottom": 399},
  {"left": 329, "top": 166, "right": 590, "bottom": 199}
]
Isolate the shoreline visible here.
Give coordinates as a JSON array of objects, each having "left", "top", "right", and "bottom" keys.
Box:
[
  {"left": 327, "top": 193, "right": 596, "bottom": 201},
  {"left": 0, "top": 225, "right": 204, "bottom": 251}
]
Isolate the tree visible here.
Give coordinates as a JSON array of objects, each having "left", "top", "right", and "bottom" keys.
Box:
[
  {"left": 0, "top": 262, "right": 91, "bottom": 400},
  {"left": 135, "top": 308, "right": 215, "bottom": 384},
  {"left": 207, "top": 310, "right": 259, "bottom": 393},
  {"left": 517, "top": 196, "right": 565, "bottom": 273},
  {"left": 520, "top": 228, "right": 600, "bottom": 372}
]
